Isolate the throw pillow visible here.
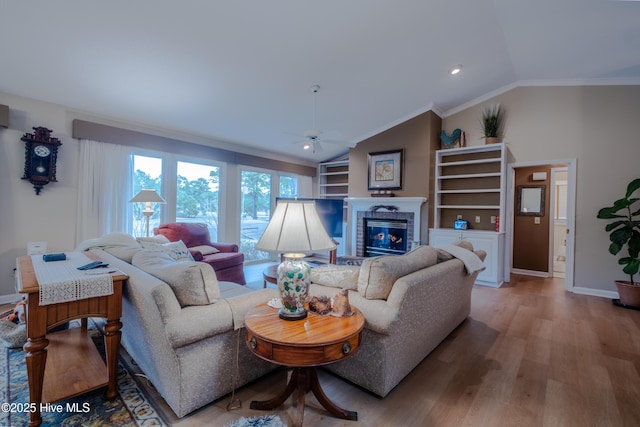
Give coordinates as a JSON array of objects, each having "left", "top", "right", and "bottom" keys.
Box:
[
  {"left": 132, "top": 250, "right": 220, "bottom": 307},
  {"left": 358, "top": 245, "right": 438, "bottom": 300},
  {"left": 310, "top": 265, "right": 360, "bottom": 290},
  {"left": 436, "top": 239, "right": 475, "bottom": 263},
  {"left": 139, "top": 240, "right": 194, "bottom": 261},
  {"left": 137, "top": 235, "right": 170, "bottom": 244},
  {"left": 189, "top": 249, "right": 204, "bottom": 261},
  {"left": 189, "top": 244, "right": 220, "bottom": 255}
]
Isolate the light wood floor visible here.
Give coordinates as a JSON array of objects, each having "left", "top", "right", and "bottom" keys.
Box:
[
  {"left": 8, "top": 269, "right": 639, "bottom": 426},
  {"left": 130, "top": 272, "right": 640, "bottom": 427}
]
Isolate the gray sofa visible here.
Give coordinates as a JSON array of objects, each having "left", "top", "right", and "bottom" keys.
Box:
[
  {"left": 79, "top": 233, "right": 484, "bottom": 415},
  {"left": 308, "top": 243, "right": 486, "bottom": 397},
  {"left": 78, "top": 234, "right": 278, "bottom": 418}
]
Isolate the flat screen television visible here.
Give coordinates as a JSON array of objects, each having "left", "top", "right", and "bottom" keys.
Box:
[{"left": 276, "top": 198, "right": 344, "bottom": 238}]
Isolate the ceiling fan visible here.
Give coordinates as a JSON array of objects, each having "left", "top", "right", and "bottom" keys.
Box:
[{"left": 289, "top": 85, "right": 355, "bottom": 154}]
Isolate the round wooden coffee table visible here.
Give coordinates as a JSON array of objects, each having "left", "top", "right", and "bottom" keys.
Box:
[{"left": 245, "top": 303, "right": 365, "bottom": 427}]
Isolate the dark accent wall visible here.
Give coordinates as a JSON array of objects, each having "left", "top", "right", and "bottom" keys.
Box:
[
  {"left": 0, "top": 105, "right": 8, "bottom": 128},
  {"left": 512, "top": 165, "right": 552, "bottom": 272},
  {"left": 348, "top": 110, "right": 441, "bottom": 241},
  {"left": 72, "top": 119, "right": 317, "bottom": 177}
]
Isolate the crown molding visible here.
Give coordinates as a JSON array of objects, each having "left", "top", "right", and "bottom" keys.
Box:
[{"left": 442, "top": 78, "right": 640, "bottom": 117}]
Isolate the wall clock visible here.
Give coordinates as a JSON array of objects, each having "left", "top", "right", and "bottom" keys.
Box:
[{"left": 21, "top": 127, "right": 62, "bottom": 195}]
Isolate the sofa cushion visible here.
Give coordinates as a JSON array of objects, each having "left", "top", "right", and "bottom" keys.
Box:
[
  {"left": 140, "top": 240, "right": 194, "bottom": 261},
  {"left": 310, "top": 265, "right": 360, "bottom": 290},
  {"left": 357, "top": 245, "right": 438, "bottom": 300},
  {"left": 202, "top": 252, "right": 244, "bottom": 270},
  {"left": 155, "top": 223, "right": 213, "bottom": 248},
  {"left": 132, "top": 250, "right": 220, "bottom": 307},
  {"left": 190, "top": 244, "right": 220, "bottom": 255},
  {"left": 103, "top": 245, "right": 143, "bottom": 263}
]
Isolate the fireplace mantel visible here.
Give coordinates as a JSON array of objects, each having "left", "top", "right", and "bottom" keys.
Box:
[{"left": 346, "top": 197, "right": 427, "bottom": 255}]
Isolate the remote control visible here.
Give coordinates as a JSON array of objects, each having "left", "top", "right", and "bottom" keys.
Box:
[{"left": 77, "top": 261, "right": 106, "bottom": 270}]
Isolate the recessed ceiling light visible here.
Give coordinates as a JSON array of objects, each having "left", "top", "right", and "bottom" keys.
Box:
[
  {"left": 449, "top": 64, "right": 463, "bottom": 75},
  {"left": 303, "top": 143, "right": 311, "bottom": 150}
]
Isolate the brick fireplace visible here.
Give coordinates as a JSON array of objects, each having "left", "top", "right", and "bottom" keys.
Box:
[{"left": 346, "top": 197, "right": 427, "bottom": 257}]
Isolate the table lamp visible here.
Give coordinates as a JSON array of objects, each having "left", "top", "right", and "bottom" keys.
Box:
[
  {"left": 130, "top": 189, "right": 166, "bottom": 237},
  {"left": 256, "top": 200, "right": 336, "bottom": 320}
]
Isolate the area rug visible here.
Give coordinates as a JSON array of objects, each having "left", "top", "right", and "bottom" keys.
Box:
[
  {"left": 224, "top": 415, "right": 287, "bottom": 427},
  {"left": 0, "top": 325, "right": 168, "bottom": 427}
]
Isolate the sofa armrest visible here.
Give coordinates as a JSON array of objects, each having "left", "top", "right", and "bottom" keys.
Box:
[
  {"left": 211, "top": 242, "right": 239, "bottom": 253},
  {"left": 164, "top": 303, "right": 234, "bottom": 349}
]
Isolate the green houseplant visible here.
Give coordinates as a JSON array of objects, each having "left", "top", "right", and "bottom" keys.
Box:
[
  {"left": 597, "top": 178, "right": 640, "bottom": 308},
  {"left": 481, "top": 104, "right": 503, "bottom": 144}
]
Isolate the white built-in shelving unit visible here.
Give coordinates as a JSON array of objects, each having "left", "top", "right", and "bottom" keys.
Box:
[
  {"left": 430, "top": 143, "right": 511, "bottom": 287},
  {"left": 318, "top": 159, "right": 349, "bottom": 200}
]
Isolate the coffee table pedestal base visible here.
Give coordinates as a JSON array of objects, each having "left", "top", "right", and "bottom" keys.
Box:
[{"left": 250, "top": 367, "right": 357, "bottom": 427}]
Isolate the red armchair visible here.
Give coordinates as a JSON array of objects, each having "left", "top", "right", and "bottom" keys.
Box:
[{"left": 154, "top": 223, "right": 247, "bottom": 285}]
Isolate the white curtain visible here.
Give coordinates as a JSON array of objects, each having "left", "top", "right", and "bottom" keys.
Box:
[
  {"left": 76, "top": 139, "right": 133, "bottom": 244},
  {"left": 297, "top": 175, "right": 313, "bottom": 197}
]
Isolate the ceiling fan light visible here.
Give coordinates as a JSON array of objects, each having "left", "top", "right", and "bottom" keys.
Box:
[{"left": 449, "top": 64, "right": 463, "bottom": 75}]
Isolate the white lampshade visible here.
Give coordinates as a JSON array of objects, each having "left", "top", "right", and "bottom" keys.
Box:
[
  {"left": 256, "top": 200, "right": 336, "bottom": 254},
  {"left": 130, "top": 189, "right": 166, "bottom": 204}
]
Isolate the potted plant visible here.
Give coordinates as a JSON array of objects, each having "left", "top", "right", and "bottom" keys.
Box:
[
  {"left": 597, "top": 178, "right": 640, "bottom": 308},
  {"left": 481, "top": 103, "right": 503, "bottom": 144}
]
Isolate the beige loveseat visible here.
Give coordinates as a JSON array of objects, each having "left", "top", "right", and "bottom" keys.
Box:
[
  {"left": 77, "top": 233, "right": 278, "bottom": 418},
  {"left": 308, "top": 243, "right": 486, "bottom": 397}
]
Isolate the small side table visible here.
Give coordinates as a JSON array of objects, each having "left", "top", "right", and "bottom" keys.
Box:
[
  {"left": 262, "top": 264, "right": 278, "bottom": 288},
  {"left": 16, "top": 255, "right": 127, "bottom": 427},
  {"left": 245, "top": 303, "right": 364, "bottom": 427}
]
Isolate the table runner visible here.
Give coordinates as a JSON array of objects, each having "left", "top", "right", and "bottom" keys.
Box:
[{"left": 31, "top": 252, "right": 114, "bottom": 306}]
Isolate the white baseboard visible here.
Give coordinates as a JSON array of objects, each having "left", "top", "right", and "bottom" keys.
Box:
[
  {"left": 570, "top": 286, "right": 618, "bottom": 300},
  {"left": 511, "top": 268, "right": 551, "bottom": 278}
]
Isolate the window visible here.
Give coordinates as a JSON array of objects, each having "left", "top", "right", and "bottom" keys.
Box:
[
  {"left": 279, "top": 175, "right": 297, "bottom": 197},
  {"left": 129, "top": 151, "right": 303, "bottom": 257},
  {"left": 240, "top": 170, "right": 272, "bottom": 262},
  {"left": 176, "top": 161, "right": 220, "bottom": 241},
  {"left": 132, "top": 155, "right": 163, "bottom": 238},
  {"left": 555, "top": 180, "right": 567, "bottom": 220}
]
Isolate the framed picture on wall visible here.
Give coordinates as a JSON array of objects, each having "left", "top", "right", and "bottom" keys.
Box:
[{"left": 368, "top": 149, "right": 403, "bottom": 190}]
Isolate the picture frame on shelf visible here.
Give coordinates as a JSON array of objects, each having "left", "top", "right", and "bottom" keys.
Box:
[{"left": 368, "top": 149, "right": 403, "bottom": 191}]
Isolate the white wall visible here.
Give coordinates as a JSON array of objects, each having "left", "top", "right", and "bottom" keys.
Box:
[{"left": 443, "top": 85, "right": 640, "bottom": 293}]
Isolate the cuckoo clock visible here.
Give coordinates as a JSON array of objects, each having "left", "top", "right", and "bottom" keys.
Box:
[{"left": 21, "top": 127, "right": 62, "bottom": 195}]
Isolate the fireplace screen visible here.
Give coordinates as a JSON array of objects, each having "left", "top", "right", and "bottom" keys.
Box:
[{"left": 364, "top": 219, "right": 408, "bottom": 257}]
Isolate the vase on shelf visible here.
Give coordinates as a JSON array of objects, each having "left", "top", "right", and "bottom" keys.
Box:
[{"left": 485, "top": 137, "right": 499, "bottom": 144}]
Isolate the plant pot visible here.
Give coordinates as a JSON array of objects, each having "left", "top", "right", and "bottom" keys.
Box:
[
  {"left": 615, "top": 280, "right": 640, "bottom": 307},
  {"left": 485, "top": 137, "right": 499, "bottom": 144}
]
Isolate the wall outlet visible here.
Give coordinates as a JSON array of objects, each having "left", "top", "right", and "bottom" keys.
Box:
[
  {"left": 457, "top": 214, "right": 463, "bottom": 220},
  {"left": 475, "top": 216, "right": 481, "bottom": 223}
]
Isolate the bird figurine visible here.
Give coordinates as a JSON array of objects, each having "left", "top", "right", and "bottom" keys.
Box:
[{"left": 440, "top": 128, "right": 463, "bottom": 149}]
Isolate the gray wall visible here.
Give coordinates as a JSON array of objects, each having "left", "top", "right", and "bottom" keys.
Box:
[{"left": 0, "top": 92, "right": 315, "bottom": 300}]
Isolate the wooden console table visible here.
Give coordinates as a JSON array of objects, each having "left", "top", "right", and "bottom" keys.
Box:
[
  {"left": 16, "top": 255, "right": 127, "bottom": 427},
  {"left": 245, "top": 303, "right": 364, "bottom": 427}
]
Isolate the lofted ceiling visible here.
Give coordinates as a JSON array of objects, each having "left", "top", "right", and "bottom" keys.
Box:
[{"left": 1, "top": 0, "right": 639, "bottom": 162}]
